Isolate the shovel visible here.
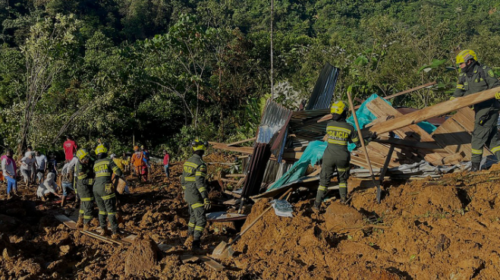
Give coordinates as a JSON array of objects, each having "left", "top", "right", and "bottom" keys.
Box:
[{"left": 211, "top": 188, "right": 293, "bottom": 259}]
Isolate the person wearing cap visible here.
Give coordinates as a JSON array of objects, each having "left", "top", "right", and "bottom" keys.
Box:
[
  {"left": 182, "top": 139, "right": 210, "bottom": 250},
  {"left": 314, "top": 101, "right": 360, "bottom": 210},
  {"left": 93, "top": 144, "right": 123, "bottom": 239},
  {"left": 75, "top": 149, "right": 95, "bottom": 230},
  {"left": 452, "top": 50, "right": 500, "bottom": 171}
]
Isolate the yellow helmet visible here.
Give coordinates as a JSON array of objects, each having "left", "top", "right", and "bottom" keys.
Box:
[
  {"left": 456, "top": 49, "right": 477, "bottom": 65},
  {"left": 330, "top": 101, "right": 347, "bottom": 115},
  {"left": 76, "top": 149, "right": 89, "bottom": 161},
  {"left": 95, "top": 144, "right": 108, "bottom": 155},
  {"left": 191, "top": 139, "right": 208, "bottom": 152}
]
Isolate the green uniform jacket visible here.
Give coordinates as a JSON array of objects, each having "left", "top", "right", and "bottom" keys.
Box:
[
  {"left": 325, "top": 120, "right": 360, "bottom": 157},
  {"left": 181, "top": 154, "right": 208, "bottom": 204},
  {"left": 93, "top": 158, "right": 123, "bottom": 187},
  {"left": 75, "top": 161, "right": 95, "bottom": 190},
  {"left": 453, "top": 64, "right": 500, "bottom": 112}
]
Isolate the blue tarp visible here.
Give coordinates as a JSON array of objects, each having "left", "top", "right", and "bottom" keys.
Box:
[
  {"left": 267, "top": 141, "right": 327, "bottom": 191},
  {"left": 266, "top": 94, "right": 437, "bottom": 191}
]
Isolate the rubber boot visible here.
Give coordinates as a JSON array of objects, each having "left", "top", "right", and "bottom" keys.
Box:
[
  {"left": 312, "top": 201, "right": 321, "bottom": 212},
  {"left": 191, "top": 240, "right": 201, "bottom": 251},
  {"left": 471, "top": 162, "right": 480, "bottom": 172},
  {"left": 76, "top": 216, "right": 84, "bottom": 229},
  {"left": 61, "top": 196, "right": 66, "bottom": 207}
]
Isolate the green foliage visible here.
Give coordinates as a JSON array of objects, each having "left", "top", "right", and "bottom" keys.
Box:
[{"left": 0, "top": 0, "right": 500, "bottom": 156}]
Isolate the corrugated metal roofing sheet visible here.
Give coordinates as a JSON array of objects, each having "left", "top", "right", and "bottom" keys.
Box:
[{"left": 305, "top": 63, "right": 340, "bottom": 110}]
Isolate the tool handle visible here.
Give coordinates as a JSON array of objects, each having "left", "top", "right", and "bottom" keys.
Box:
[
  {"left": 346, "top": 88, "right": 381, "bottom": 203},
  {"left": 229, "top": 187, "right": 293, "bottom": 245}
]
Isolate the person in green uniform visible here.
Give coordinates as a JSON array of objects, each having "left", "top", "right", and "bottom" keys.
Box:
[
  {"left": 182, "top": 139, "right": 211, "bottom": 250},
  {"left": 314, "top": 101, "right": 360, "bottom": 210},
  {"left": 452, "top": 50, "right": 500, "bottom": 171},
  {"left": 75, "top": 149, "right": 95, "bottom": 231},
  {"left": 93, "top": 144, "right": 123, "bottom": 239}
]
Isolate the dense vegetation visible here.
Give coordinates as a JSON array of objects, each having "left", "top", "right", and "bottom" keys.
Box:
[{"left": 1, "top": 0, "right": 499, "bottom": 157}]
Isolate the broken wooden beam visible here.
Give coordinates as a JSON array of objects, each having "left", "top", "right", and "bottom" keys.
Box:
[
  {"left": 368, "top": 86, "right": 499, "bottom": 135},
  {"left": 384, "top": 81, "right": 437, "bottom": 100},
  {"left": 374, "top": 136, "right": 441, "bottom": 150},
  {"left": 227, "top": 137, "right": 256, "bottom": 146}
]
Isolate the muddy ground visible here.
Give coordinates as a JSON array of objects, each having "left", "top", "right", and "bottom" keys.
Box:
[{"left": 1, "top": 154, "right": 500, "bottom": 279}]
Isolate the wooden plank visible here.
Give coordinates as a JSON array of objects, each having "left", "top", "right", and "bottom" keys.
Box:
[
  {"left": 209, "top": 143, "right": 254, "bottom": 154},
  {"left": 224, "top": 190, "right": 241, "bottom": 198},
  {"left": 199, "top": 256, "right": 224, "bottom": 271},
  {"left": 223, "top": 199, "right": 239, "bottom": 205},
  {"left": 55, "top": 215, "right": 77, "bottom": 230},
  {"left": 225, "top": 174, "right": 245, "bottom": 178},
  {"left": 366, "top": 97, "right": 449, "bottom": 165},
  {"left": 374, "top": 136, "right": 441, "bottom": 150},
  {"left": 220, "top": 178, "right": 240, "bottom": 184},
  {"left": 227, "top": 137, "right": 256, "bottom": 146},
  {"left": 384, "top": 81, "right": 437, "bottom": 100},
  {"left": 368, "top": 86, "right": 499, "bottom": 135}
]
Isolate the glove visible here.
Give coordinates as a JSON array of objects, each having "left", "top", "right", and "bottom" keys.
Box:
[
  {"left": 449, "top": 97, "right": 455, "bottom": 101},
  {"left": 495, "top": 92, "right": 500, "bottom": 100},
  {"left": 204, "top": 198, "right": 211, "bottom": 210}
]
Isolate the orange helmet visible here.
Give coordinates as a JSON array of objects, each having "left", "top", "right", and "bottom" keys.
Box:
[{"left": 134, "top": 145, "right": 139, "bottom": 151}]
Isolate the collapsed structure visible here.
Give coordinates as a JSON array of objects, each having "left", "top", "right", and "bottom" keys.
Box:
[{"left": 212, "top": 63, "right": 499, "bottom": 205}]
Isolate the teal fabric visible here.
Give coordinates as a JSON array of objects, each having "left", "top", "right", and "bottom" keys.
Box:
[
  {"left": 346, "top": 94, "right": 436, "bottom": 151},
  {"left": 267, "top": 141, "right": 327, "bottom": 191},
  {"left": 267, "top": 94, "right": 437, "bottom": 191}
]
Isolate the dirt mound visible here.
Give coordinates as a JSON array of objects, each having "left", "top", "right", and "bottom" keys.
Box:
[
  {"left": 324, "top": 202, "right": 364, "bottom": 231},
  {"left": 124, "top": 235, "right": 161, "bottom": 277}
]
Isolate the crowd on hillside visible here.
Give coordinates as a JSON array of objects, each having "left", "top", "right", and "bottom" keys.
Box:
[{"left": 0, "top": 136, "right": 171, "bottom": 202}]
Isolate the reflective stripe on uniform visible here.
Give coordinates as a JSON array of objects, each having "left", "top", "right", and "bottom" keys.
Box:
[
  {"left": 327, "top": 126, "right": 351, "bottom": 134},
  {"left": 491, "top": 146, "right": 500, "bottom": 153},
  {"left": 83, "top": 215, "right": 92, "bottom": 219},
  {"left": 318, "top": 185, "right": 326, "bottom": 191},
  {"left": 351, "top": 137, "right": 359, "bottom": 142},
  {"left": 192, "top": 203, "right": 204, "bottom": 209},
  {"left": 198, "top": 187, "right": 207, "bottom": 193},
  {"left": 107, "top": 212, "right": 115, "bottom": 216},
  {"left": 472, "top": 148, "right": 483, "bottom": 155},
  {"left": 195, "top": 171, "right": 206, "bottom": 177},
  {"left": 101, "top": 193, "right": 116, "bottom": 200},
  {"left": 337, "top": 168, "right": 348, "bottom": 172},
  {"left": 79, "top": 209, "right": 84, "bottom": 214},
  {"left": 96, "top": 172, "right": 111, "bottom": 177},
  {"left": 112, "top": 167, "right": 120, "bottom": 173},
  {"left": 94, "top": 161, "right": 110, "bottom": 167},
  {"left": 339, "top": 183, "right": 347, "bottom": 188},
  {"left": 184, "top": 162, "right": 199, "bottom": 168},
  {"left": 182, "top": 186, "right": 186, "bottom": 190},
  {"left": 327, "top": 139, "right": 347, "bottom": 145},
  {"left": 80, "top": 197, "right": 94, "bottom": 201},
  {"left": 99, "top": 211, "right": 107, "bottom": 215},
  {"left": 195, "top": 226, "right": 204, "bottom": 232},
  {"left": 457, "top": 84, "right": 464, "bottom": 89},
  {"left": 184, "top": 177, "right": 196, "bottom": 182},
  {"left": 78, "top": 174, "right": 88, "bottom": 179},
  {"left": 188, "top": 223, "right": 195, "bottom": 228}
]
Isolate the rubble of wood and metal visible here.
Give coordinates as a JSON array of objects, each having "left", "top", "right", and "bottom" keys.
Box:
[{"left": 211, "top": 63, "right": 499, "bottom": 207}]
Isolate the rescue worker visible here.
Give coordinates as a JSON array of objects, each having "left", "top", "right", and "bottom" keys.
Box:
[
  {"left": 452, "top": 50, "right": 500, "bottom": 171},
  {"left": 93, "top": 144, "right": 123, "bottom": 239},
  {"left": 182, "top": 140, "right": 211, "bottom": 250},
  {"left": 314, "top": 101, "right": 360, "bottom": 210},
  {"left": 75, "top": 149, "right": 95, "bottom": 230}
]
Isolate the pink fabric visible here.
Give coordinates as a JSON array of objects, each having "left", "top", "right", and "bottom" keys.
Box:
[
  {"left": 63, "top": 140, "right": 78, "bottom": 161},
  {"left": 1, "top": 155, "right": 17, "bottom": 175},
  {"left": 163, "top": 154, "right": 170, "bottom": 165}
]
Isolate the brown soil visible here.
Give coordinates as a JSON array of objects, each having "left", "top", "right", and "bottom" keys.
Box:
[{"left": 2, "top": 153, "right": 500, "bottom": 279}]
